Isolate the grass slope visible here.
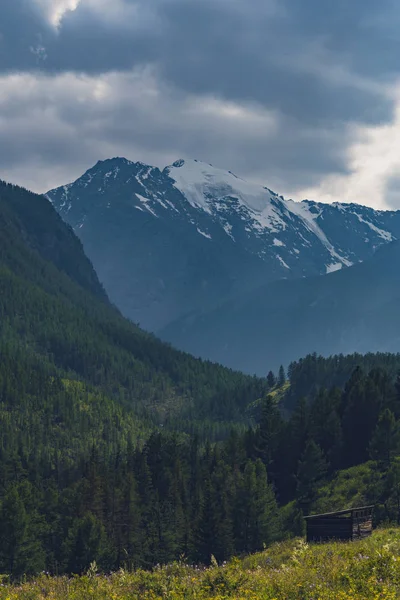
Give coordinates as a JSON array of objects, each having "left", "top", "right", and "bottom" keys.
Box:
[{"left": 1, "top": 529, "right": 400, "bottom": 598}]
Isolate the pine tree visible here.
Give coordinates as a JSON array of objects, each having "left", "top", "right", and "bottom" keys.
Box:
[
  {"left": 0, "top": 484, "right": 45, "bottom": 578},
  {"left": 66, "top": 513, "right": 110, "bottom": 574},
  {"left": 276, "top": 396, "right": 309, "bottom": 503},
  {"left": 257, "top": 395, "right": 283, "bottom": 473},
  {"left": 194, "top": 479, "right": 219, "bottom": 564},
  {"left": 309, "top": 388, "right": 343, "bottom": 470},
  {"left": 369, "top": 409, "right": 400, "bottom": 468},
  {"left": 278, "top": 365, "right": 286, "bottom": 387},
  {"left": 341, "top": 368, "right": 383, "bottom": 466},
  {"left": 211, "top": 462, "right": 235, "bottom": 562},
  {"left": 254, "top": 459, "right": 280, "bottom": 546},
  {"left": 234, "top": 460, "right": 278, "bottom": 553},
  {"left": 115, "top": 472, "right": 142, "bottom": 570},
  {"left": 267, "top": 371, "right": 276, "bottom": 389},
  {"left": 296, "top": 440, "right": 327, "bottom": 515},
  {"left": 234, "top": 461, "right": 258, "bottom": 553}
]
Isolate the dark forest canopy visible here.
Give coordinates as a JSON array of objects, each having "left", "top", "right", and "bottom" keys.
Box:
[
  {"left": 1, "top": 180, "right": 400, "bottom": 577},
  {"left": 1, "top": 352, "right": 400, "bottom": 577}
]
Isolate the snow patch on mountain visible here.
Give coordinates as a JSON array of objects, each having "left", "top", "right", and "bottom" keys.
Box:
[
  {"left": 352, "top": 212, "right": 393, "bottom": 242},
  {"left": 326, "top": 262, "right": 343, "bottom": 274},
  {"left": 166, "top": 158, "right": 280, "bottom": 218},
  {"left": 197, "top": 227, "right": 212, "bottom": 240},
  {"left": 223, "top": 223, "right": 235, "bottom": 240},
  {"left": 286, "top": 200, "right": 352, "bottom": 267},
  {"left": 276, "top": 255, "right": 290, "bottom": 269},
  {"left": 136, "top": 194, "right": 159, "bottom": 218},
  {"left": 165, "top": 159, "right": 352, "bottom": 269}
]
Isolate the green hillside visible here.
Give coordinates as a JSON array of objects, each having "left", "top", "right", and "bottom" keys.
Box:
[
  {"left": 0, "top": 180, "right": 107, "bottom": 300},
  {"left": 0, "top": 180, "right": 267, "bottom": 430},
  {"left": 3, "top": 179, "right": 400, "bottom": 580},
  {"left": 0, "top": 180, "right": 275, "bottom": 577},
  {"left": 1, "top": 529, "right": 399, "bottom": 599}
]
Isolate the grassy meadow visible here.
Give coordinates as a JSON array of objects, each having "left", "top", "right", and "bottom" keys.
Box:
[{"left": 1, "top": 528, "right": 400, "bottom": 599}]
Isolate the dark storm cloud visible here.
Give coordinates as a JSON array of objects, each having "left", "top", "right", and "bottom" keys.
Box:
[
  {"left": 152, "top": 0, "right": 393, "bottom": 126},
  {"left": 1, "top": 0, "right": 396, "bottom": 124},
  {"left": 0, "top": 69, "right": 350, "bottom": 194},
  {"left": 0, "top": 0, "right": 399, "bottom": 203},
  {"left": 0, "top": 0, "right": 53, "bottom": 71},
  {"left": 285, "top": 0, "right": 400, "bottom": 79}
]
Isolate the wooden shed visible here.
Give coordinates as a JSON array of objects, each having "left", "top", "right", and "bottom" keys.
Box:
[{"left": 304, "top": 505, "right": 374, "bottom": 543}]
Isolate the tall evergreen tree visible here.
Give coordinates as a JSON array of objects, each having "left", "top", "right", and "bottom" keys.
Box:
[
  {"left": 0, "top": 484, "right": 45, "bottom": 578},
  {"left": 296, "top": 441, "right": 328, "bottom": 515},
  {"left": 194, "top": 479, "right": 219, "bottom": 564},
  {"left": 369, "top": 409, "right": 400, "bottom": 468},
  {"left": 256, "top": 395, "right": 283, "bottom": 475},
  {"left": 267, "top": 371, "right": 276, "bottom": 389},
  {"left": 66, "top": 513, "right": 110, "bottom": 574},
  {"left": 278, "top": 365, "right": 286, "bottom": 387}
]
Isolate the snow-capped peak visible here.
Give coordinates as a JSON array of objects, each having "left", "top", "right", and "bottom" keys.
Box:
[
  {"left": 47, "top": 155, "right": 400, "bottom": 291},
  {"left": 164, "top": 158, "right": 279, "bottom": 214}
]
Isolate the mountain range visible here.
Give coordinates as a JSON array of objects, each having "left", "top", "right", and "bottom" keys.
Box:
[
  {"left": 46, "top": 157, "right": 400, "bottom": 373},
  {"left": 162, "top": 240, "right": 400, "bottom": 373}
]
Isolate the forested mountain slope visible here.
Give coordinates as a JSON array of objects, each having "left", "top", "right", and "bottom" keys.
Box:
[
  {"left": 0, "top": 181, "right": 107, "bottom": 301},
  {"left": 161, "top": 241, "right": 400, "bottom": 373},
  {"left": 0, "top": 179, "right": 272, "bottom": 577},
  {"left": 3, "top": 178, "right": 400, "bottom": 579},
  {"left": 0, "top": 180, "right": 267, "bottom": 427}
]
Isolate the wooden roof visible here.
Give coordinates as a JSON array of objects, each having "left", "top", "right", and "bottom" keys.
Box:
[{"left": 304, "top": 505, "right": 374, "bottom": 520}]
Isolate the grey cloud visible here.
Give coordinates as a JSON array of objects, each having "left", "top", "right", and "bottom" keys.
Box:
[
  {"left": 152, "top": 0, "right": 393, "bottom": 125},
  {"left": 1, "top": 0, "right": 400, "bottom": 202},
  {"left": 384, "top": 176, "right": 400, "bottom": 210},
  {"left": 285, "top": 0, "right": 400, "bottom": 80},
  {"left": 0, "top": 71, "right": 351, "bottom": 195},
  {"left": 0, "top": 0, "right": 53, "bottom": 71},
  {"left": 1, "top": 0, "right": 396, "bottom": 124}
]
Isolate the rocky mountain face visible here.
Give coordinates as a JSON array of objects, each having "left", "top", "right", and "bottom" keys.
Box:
[{"left": 47, "top": 157, "right": 400, "bottom": 334}]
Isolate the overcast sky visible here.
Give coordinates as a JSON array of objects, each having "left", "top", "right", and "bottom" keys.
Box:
[{"left": 1, "top": 0, "right": 400, "bottom": 208}]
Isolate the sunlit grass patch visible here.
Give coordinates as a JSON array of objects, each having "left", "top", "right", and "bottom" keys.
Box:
[{"left": 2, "top": 529, "right": 400, "bottom": 599}]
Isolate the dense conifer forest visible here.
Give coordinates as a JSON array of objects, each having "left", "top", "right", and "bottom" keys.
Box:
[{"left": 1, "top": 180, "right": 400, "bottom": 578}]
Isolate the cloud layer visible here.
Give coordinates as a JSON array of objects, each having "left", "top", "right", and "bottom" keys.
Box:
[{"left": 1, "top": 0, "right": 400, "bottom": 207}]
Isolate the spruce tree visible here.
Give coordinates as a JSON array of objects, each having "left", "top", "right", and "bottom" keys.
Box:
[
  {"left": 194, "top": 479, "right": 219, "bottom": 564},
  {"left": 66, "top": 513, "right": 109, "bottom": 574},
  {"left": 267, "top": 371, "right": 276, "bottom": 389},
  {"left": 296, "top": 440, "right": 327, "bottom": 515},
  {"left": 257, "top": 395, "right": 283, "bottom": 473},
  {"left": 234, "top": 460, "right": 278, "bottom": 553},
  {"left": 369, "top": 409, "right": 400, "bottom": 469},
  {"left": 278, "top": 365, "right": 286, "bottom": 387},
  {"left": 0, "top": 484, "right": 45, "bottom": 578},
  {"left": 254, "top": 459, "right": 280, "bottom": 546}
]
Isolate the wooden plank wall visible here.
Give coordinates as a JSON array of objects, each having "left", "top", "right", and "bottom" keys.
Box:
[
  {"left": 306, "top": 517, "right": 353, "bottom": 542},
  {"left": 306, "top": 507, "right": 373, "bottom": 542}
]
